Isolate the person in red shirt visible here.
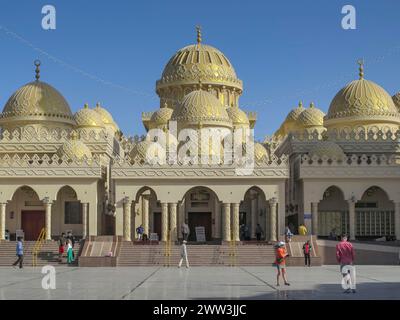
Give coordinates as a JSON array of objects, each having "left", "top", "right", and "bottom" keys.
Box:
[
  {"left": 336, "top": 234, "right": 356, "bottom": 293},
  {"left": 303, "top": 240, "right": 312, "bottom": 267},
  {"left": 274, "top": 242, "right": 290, "bottom": 286}
]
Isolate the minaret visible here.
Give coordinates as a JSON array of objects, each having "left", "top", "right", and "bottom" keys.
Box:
[{"left": 34, "top": 60, "right": 41, "bottom": 81}]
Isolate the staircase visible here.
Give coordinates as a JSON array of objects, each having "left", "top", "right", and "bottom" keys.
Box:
[
  {"left": 117, "top": 242, "right": 277, "bottom": 267},
  {"left": 0, "top": 241, "right": 81, "bottom": 267}
]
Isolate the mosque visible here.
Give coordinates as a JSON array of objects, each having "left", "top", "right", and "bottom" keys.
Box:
[{"left": 0, "top": 27, "right": 399, "bottom": 256}]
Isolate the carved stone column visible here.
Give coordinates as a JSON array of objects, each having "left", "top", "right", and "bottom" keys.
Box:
[
  {"left": 123, "top": 197, "right": 131, "bottom": 241},
  {"left": 347, "top": 199, "right": 356, "bottom": 241},
  {"left": 222, "top": 203, "right": 231, "bottom": 242},
  {"left": 81, "top": 203, "right": 88, "bottom": 239},
  {"left": 0, "top": 203, "right": 6, "bottom": 240},
  {"left": 394, "top": 202, "right": 400, "bottom": 241},
  {"left": 142, "top": 195, "right": 150, "bottom": 236},
  {"left": 169, "top": 203, "right": 178, "bottom": 241},
  {"left": 232, "top": 203, "right": 240, "bottom": 242},
  {"left": 311, "top": 202, "right": 319, "bottom": 236},
  {"left": 161, "top": 202, "right": 168, "bottom": 242},
  {"left": 269, "top": 198, "right": 277, "bottom": 242},
  {"left": 43, "top": 198, "right": 52, "bottom": 241}
]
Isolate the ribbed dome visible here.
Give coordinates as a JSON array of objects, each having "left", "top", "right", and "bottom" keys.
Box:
[
  {"left": 254, "top": 143, "right": 269, "bottom": 162},
  {"left": 150, "top": 106, "right": 174, "bottom": 127},
  {"left": 74, "top": 104, "right": 105, "bottom": 128},
  {"left": 0, "top": 81, "right": 75, "bottom": 127},
  {"left": 57, "top": 138, "right": 92, "bottom": 161},
  {"left": 309, "top": 141, "right": 345, "bottom": 161},
  {"left": 172, "top": 89, "right": 232, "bottom": 128},
  {"left": 226, "top": 107, "right": 249, "bottom": 126},
  {"left": 280, "top": 101, "right": 306, "bottom": 135},
  {"left": 298, "top": 103, "right": 325, "bottom": 127},
  {"left": 286, "top": 101, "right": 305, "bottom": 122},
  {"left": 130, "top": 140, "right": 166, "bottom": 162},
  {"left": 93, "top": 103, "right": 119, "bottom": 131},
  {"left": 325, "top": 78, "right": 400, "bottom": 127},
  {"left": 157, "top": 43, "right": 242, "bottom": 91}
]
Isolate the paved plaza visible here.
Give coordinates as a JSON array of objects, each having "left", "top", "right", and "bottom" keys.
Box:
[{"left": 0, "top": 265, "right": 399, "bottom": 300}]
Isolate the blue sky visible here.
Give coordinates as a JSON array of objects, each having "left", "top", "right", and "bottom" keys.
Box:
[{"left": 1, "top": 0, "right": 400, "bottom": 139}]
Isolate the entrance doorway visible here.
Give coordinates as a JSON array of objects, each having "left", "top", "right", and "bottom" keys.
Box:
[
  {"left": 188, "top": 212, "right": 212, "bottom": 241},
  {"left": 21, "top": 211, "right": 45, "bottom": 241},
  {"left": 153, "top": 212, "right": 161, "bottom": 240}
]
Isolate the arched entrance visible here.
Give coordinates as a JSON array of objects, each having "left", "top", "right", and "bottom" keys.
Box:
[
  {"left": 242, "top": 187, "right": 268, "bottom": 240},
  {"left": 134, "top": 187, "right": 159, "bottom": 241},
  {"left": 180, "top": 187, "right": 220, "bottom": 242},
  {"left": 54, "top": 186, "right": 81, "bottom": 237},
  {"left": 356, "top": 186, "right": 395, "bottom": 239},
  {"left": 7, "top": 186, "right": 43, "bottom": 241},
  {"left": 318, "top": 186, "right": 348, "bottom": 238}
]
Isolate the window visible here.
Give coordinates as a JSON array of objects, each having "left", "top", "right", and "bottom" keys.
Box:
[
  {"left": 355, "top": 202, "right": 377, "bottom": 209},
  {"left": 64, "top": 201, "right": 82, "bottom": 224}
]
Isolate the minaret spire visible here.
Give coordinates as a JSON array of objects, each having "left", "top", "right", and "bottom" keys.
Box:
[
  {"left": 196, "top": 25, "right": 202, "bottom": 45},
  {"left": 34, "top": 60, "right": 41, "bottom": 81},
  {"left": 358, "top": 59, "right": 364, "bottom": 79}
]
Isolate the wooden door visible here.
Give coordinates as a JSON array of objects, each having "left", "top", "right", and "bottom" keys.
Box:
[
  {"left": 153, "top": 212, "right": 161, "bottom": 240},
  {"left": 188, "top": 212, "right": 212, "bottom": 242},
  {"left": 21, "top": 211, "right": 45, "bottom": 241}
]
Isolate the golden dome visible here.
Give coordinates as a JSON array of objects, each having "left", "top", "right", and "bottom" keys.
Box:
[
  {"left": 226, "top": 107, "right": 250, "bottom": 126},
  {"left": 325, "top": 64, "right": 400, "bottom": 128},
  {"left": 0, "top": 81, "right": 75, "bottom": 127},
  {"left": 130, "top": 140, "right": 166, "bottom": 162},
  {"left": 74, "top": 104, "right": 105, "bottom": 128},
  {"left": 172, "top": 89, "right": 232, "bottom": 128},
  {"left": 254, "top": 143, "right": 269, "bottom": 162},
  {"left": 280, "top": 101, "right": 306, "bottom": 134},
  {"left": 94, "top": 103, "right": 119, "bottom": 131},
  {"left": 392, "top": 92, "right": 400, "bottom": 112},
  {"left": 150, "top": 105, "right": 174, "bottom": 127},
  {"left": 309, "top": 141, "right": 345, "bottom": 161},
  {"left": 57, "top": 137, "right": 92, "bottom": 161},
  {"left": 298, "top": 103, "right": 325, "bottom": 127},
  {"left": 157, "top": 43, "right": 242, "bottom": 92}
]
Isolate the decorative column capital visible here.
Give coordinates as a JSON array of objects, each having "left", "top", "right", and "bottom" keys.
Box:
[
  {"left": 269, "top": 197, "right": 278, "bottom": 206},
  {"left": 122, "top": 196, "right": 130, "bottom": 205},
  {"left": 42, "top": 197, "right": 52, "bottom": 205}
]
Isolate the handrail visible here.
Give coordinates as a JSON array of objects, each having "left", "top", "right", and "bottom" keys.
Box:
[
  {"left": 32, "top": 228, "right": 46, "bottom": 267},
  {"left": 164, "top": 231, "right": 172, "bottom": 267},
  {"left": 229, "top": 232, "right": 237, "bottom": 267}
]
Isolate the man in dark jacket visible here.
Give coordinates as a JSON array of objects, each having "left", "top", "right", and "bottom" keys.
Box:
[{"left": 303, "top": 240, "right": 312, "bottom": 267}]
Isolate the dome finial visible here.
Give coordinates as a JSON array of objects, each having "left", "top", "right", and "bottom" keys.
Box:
[
  {"left": 34, "top": 60, "right": 41, "bottom": 81},
  {"left": 310, "top": 102, "right": 315, "bottom": 108},
  {"left": 84, "top": 103, "right": 89, "bottom": 109},
  {"left": 358, "top": 59, "right": 364, "bottom": 79},
  {"left": 196, "top": 25, "right": 202, "bottom": 44},
  {"left": 298, "top": 101, "right": 303, "bottom": 109},
  {"left": 96, "top": 102, "right": 101, "bottom": 108}
]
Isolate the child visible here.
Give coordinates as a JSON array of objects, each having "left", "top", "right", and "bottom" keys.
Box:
[{"left": 274, "top": 241, "right": 290, "bottom": 286}]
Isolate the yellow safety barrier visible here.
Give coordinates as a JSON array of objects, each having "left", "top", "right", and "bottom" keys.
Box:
[{"left": 32, "top": 228, "right": 46, "bottom": 267}]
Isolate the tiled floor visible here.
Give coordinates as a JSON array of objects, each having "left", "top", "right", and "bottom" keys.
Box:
[{"left": 0, "top": 265, "right": 399, "bottom": 300}]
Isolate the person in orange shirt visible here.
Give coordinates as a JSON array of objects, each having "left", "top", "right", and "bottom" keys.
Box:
[{"left": 274, "top": 242, "right": 290, "bottom": 286}]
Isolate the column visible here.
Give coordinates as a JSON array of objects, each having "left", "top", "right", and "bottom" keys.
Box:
[
  {"left": 394, "top": 202, "right": 400, "bottom": 241},
  {"left": 43, "top": 198, "right": 52, "bottom": 241},
  {"left": 311, "top": 202, "right": 319, "bottom": 236},
  {"left": 251, "top": 193, "right": 258, "bottom": 238},
  {"left": 0, "top": 203, "right": 6, "bottom": 240},
  {"left": 123, "top": 197, "right": 131, "bottom": 241},
  {"left": 169, "top": 203, "right": 177, "bottom": 241},
  {"left": 232, "top": 203, "right": 240, "bottom": 242},
  {"left": 222, "top": 203, "right": 231, "bottom": 242},
  {"left": 348, "top": 199, "right": 356, "bottom": 241},
  {"left": 142, "top": 195, "right": 150, "bottom": 236},
  {"left": 269, "top": 198, "right": 277, "bottom": 242},
  {"left": 161, "top": 202, "right": 168, "bottom": 242},
  {"left": 82, "top": 203, "right": 88, "bottom": 239},
  {"left": 178, "top": 200, "right": 185, "bottom": 240}
]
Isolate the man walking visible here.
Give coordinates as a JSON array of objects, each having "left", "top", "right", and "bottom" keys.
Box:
[
  {"left": 255, "top": 224, "right": 263, "bottom": 242},
  {"left": 336, "top": 234, "right": 356, "bottom": 293},
  {"left": 303, "top": 240, "right": 312, "bottom": 267},
  {"left": 178, "top": 240, "right": 189, "bottom": 268},
  {"left": 12, "top": 237, "right": 24, "bottom": 269}
]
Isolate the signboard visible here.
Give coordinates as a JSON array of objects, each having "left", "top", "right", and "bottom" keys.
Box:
[
  {"left": 149, "top": 233, "right": 159, "bottom": 241},
  {"left": 195, "top": 227, "right": 206, "bottom": 242},
  {"left": 304, "top": 213, "right": 312, "bottom": 220}
]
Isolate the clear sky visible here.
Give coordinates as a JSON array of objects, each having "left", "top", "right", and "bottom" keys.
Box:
[{"left": 1, "top": 0, "right": 400, "bottom": 140}]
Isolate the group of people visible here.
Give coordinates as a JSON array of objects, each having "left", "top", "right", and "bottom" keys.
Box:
[{"left": 58, "top": 232, "right": 76, "bottom": 264}]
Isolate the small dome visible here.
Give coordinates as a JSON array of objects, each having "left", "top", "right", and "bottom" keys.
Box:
[
  {"left": 286, "top": 101, "right": 305, "bottom": 122},
  {"left": 93, "top": 103, "right": 119, "bottom": 132},
  {"left": 74, "top": 104, "right": 105, "bottom": 128},
  {"left": 172, "top": 89, "right": 232, "bottom": 128},
  {"left": 57, "top": 138, "right": 92, "bottom": 161},
  {"left": 325, "top": 65, "right": 400, "bottom": 128},
  {"left": 150, "top": 106, "right": 174, "bottom": 127},
  {"left": 309, "top": 141, "right": 345, "bottom": 160},
  {"left": 298, "top": 103, "right": 325, "bottom": 127},
  {"left": 130, "top": 140, "right": 166, "bottom": 162},
  {"left": 280, "top": 101, "right": 306, "bottom": 135},
  {"left": 392, "top": 92, "right": 400, "bottom": 112},
  {"left": 0, "top": 80, "right": 75, "bottom": 128},
  {"left": 226, "top": 107, "right": 249, "bottom": 126},
  {"left": 254, "top": 143, "right": 269, "bottom": 162}
]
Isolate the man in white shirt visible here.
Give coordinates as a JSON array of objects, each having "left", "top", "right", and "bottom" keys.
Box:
[{"left": 178, "top": 240, "right": 189, "bottom": 268}]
